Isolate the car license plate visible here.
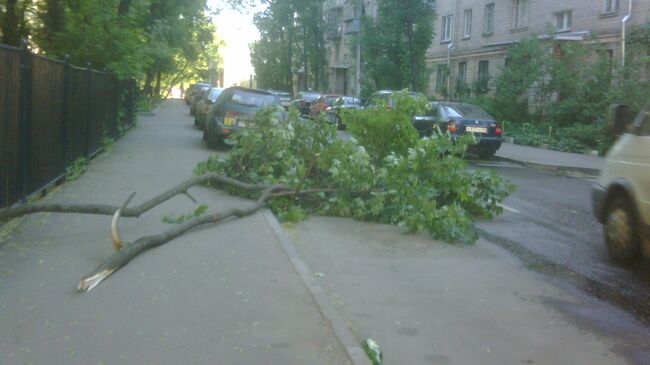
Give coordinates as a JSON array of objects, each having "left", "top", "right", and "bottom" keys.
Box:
[
  {"left": 465, "top": 126, "right": 487, "bottom": 133},
  {"left": 224, "top": 117, "right": 235, "bottom": 126}
]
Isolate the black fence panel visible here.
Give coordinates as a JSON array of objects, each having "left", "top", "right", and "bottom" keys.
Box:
[
  {"left": 0, "top": 42, "right": 137, "bottom": 209},
  {"left": 0, "top": 45, "right": 22, "bottom": 208},
  {"left": 66, "top": 66, "right": 90, "bottom": 162},
  {"left": 87, "top": 70, "right": 104, "bottom": 157},
  {"left": 28, "top": 55, "right": 66, "bottom": 192}
]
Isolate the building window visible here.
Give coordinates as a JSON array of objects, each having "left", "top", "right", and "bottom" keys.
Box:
[
  {"left": 463, "top": 9, "right": 472, "bottom": 38},
  {"left": 555, "top": 10, "right": 572, "bottom": 32},
  {"left": 458, "top": 62, "right": 467, "bottom": 83},
  {"left": 484, "top": 3, "right": 495, "bottom": 35},
  {"left": 603, "top": 0, "right": 619, "bottom": 13},
  {"left": 436, "top": 64, "right": 448, "bottom": 93},
  {"left": 441, "top": 15, "right": 453, "bottom": 42},
  {"left": 513, "top": 0, "right": 528, "bottom": 29},
  {"left": 477, "top": 60, "right": 489, "bottom": 94}
]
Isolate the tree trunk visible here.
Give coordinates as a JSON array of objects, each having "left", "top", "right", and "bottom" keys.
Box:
[
  {"left": 117, "top": 0, "right": 132, "bottom": 16},
  {"left": 154, "top": 59, "right": 162, "bottom": 98},
  {"left": 1, "top": 0, "right": 20, "bottom": 46}
]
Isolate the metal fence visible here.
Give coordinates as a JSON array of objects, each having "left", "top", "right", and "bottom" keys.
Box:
[{"left": 0, "top": 43, "right": 136, "bottom": 209}]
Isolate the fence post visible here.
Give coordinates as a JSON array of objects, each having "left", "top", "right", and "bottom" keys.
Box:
[
  {"left": 61, "top": 55, "right": 70, "bottom": 167},
  {"left": 18, "top": 39, "right": 32, "bottom": 200},
  {"left": 84, "top": 63, "right": 92, "bottom": 157}
]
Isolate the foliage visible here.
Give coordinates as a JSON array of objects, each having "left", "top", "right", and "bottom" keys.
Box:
[
  {"left": 250, "top": 0, "right": 327, "bottom": 92},
  {"left": 196, "top": 104, "right": 513, "bottom": 244},
  {"left": 1, "top": 0, "right": 223, "bottom": 99},
  {"left": 162, "top": 204, "right": 209, "bottom": 224},
  {"left": 360, "top": 0, "right": 435, "bottom": 93},
  {"left": 65, "top": 157, "right": 88, "bottom": 182},
  {"left": 341, "top": 91, "right": 422, "bottom": 162},
  {"left": 472, "top": 35, "right": 650, "bottom": 154},
  {"left": 102, "top": 134, "right": 115, "bottom": 153},
  {"left": 504, "top": 120, "right": 616, "bottom": 155}
]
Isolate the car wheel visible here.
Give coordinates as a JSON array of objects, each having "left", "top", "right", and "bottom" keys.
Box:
[{"left": 604, "top": 196, "right": 640, "bottom": 263}]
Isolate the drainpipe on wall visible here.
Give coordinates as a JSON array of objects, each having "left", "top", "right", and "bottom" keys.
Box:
[
  {"left": 447, "top": 43, "right": 453, "bottom": 101},
  {"left": 621, "top": 0, "right": 632, "bottom": 67}
]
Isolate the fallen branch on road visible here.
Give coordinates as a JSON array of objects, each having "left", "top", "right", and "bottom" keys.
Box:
[
  {"left": 78, "top": 184, "right": 286, "bottom": 291},
  {"left": 0, "top": 173, "right": 275, "bottom": 223},
  {"left": 0, "top": 171, "right": 359, "bottom": 291}
]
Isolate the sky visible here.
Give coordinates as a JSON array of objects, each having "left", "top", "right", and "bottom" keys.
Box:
[{"left": 209, "top": 3, "right": 264, "bottom": 86}]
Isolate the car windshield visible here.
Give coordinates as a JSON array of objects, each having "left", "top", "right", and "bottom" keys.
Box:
[
  {"left": 231, "top": 89, "right": 278, "bottom": 107},
  {"left": 447, "top": 103, "right": 492, "bottom": 118},
  {"left": 325, "top": 96, "right": 339, "bottom": 104},
  {"left": 440, "top": 105, "right": 463, "bottom": 118},
  {"left": 209, "top": 88, "right": 223, "bottom": 101},
  {"left": 302, "top": 93, "right": 321, "bottom": 101},
  {"left": 343, "top": 97, "right": 361, "bottom": 105}
]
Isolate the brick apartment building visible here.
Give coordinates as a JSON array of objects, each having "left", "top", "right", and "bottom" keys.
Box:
[{"left": 427, "top": 0, "right": 650, "bottom": 98}]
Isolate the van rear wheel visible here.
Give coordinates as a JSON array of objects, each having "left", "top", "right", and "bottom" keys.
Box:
[{"left": 604, "top": 196, "right": 640, "bottom": 263}]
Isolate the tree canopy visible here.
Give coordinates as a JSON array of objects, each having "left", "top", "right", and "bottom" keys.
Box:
[
  {"left": 360, "top": 0, "right": 435, "bottom": 94},
  {"left": 250, "top": 0, "right": 327, "bottom": 92},
  {"left": 0, "top": 0, "right": 227, "bottom": 97}
]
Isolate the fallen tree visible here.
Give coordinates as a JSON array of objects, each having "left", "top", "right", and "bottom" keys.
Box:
[{"left": 0, "top": 94, "right": 513, "bottom": 291}]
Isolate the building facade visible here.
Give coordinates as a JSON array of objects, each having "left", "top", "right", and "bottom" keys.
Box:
[
  {"left": 427, "top": 0, "right": 650, "bottom": 98},
  {"left": 323, "top": 0, "right": 378, "bottom": 96}
]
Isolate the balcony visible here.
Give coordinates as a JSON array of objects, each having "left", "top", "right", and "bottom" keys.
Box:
[
  {"left": 326, "top": 26, "right": 342, "bottom": 40},
  {"left": 344, "top": 18, "right": 360, "bottom": 34}
]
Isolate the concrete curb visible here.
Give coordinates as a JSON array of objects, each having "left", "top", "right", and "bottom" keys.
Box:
[
  {"left": 262, "top": 210, "right": 372, "bottom": 365},
  {"left": 493, "top": 155, "right": 601, "bottom": 178}
]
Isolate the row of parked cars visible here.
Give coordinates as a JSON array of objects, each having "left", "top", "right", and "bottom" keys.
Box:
[{"left": 184, "top": 83, "right": 502, "bottom": 158}]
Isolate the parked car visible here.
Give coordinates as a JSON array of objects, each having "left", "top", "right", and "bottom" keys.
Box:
[
  {"left": 186, "top": 82, "right": 210, "bottom": 105},
  {"left": 592, "top": 103, "right": 650, "bottom": 263},
  {"left": 268, "top": 90, "right": 293, "bottom": 109},
  {"left": 309, "top": 94, "right": 342, "bottom": 118},
  {"left": 203, "top": 86, "right": 284, "bottom": 147},
  {"left": 364, "top": 90, "right": 437, "bottom": 137},
  {"left": 325, "top": 96, "right": 363, "bottom": 130},
  {"left": 194, "top": 87, "right": 224, "bottom": 129},
  {"left": 429, "top": 101, "right": 502, "bottom": 158},
  {"left": 292, "top": 91, "right": 322, "bottom": 117},
  {"left": 190, "top": 85, "right": 211, "bottom": 116}
]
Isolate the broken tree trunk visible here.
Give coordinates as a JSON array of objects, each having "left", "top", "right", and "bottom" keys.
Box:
[
  {"left": 0, "top": 172, "right": 361, "bottom": 292},
  {"left": 0, "top": 173, "right": 273, "bottom": 223},
  {"left": 78, "top": 185, "right": 285, "bottom": 291}
]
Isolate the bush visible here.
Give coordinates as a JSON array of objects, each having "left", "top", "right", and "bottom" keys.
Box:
[
  {"left": 196, "top": 104, "right": 513, "bottom": 244},
  {"left": 340, "top": 91, "right": 423, "bottom": 163}
]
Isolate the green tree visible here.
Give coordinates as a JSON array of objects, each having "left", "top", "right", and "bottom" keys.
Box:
[
  {"left": 0, "top": 0, "right": 33, "bottom": 46},
  {"left": 250, "top": 0, "right": 327, "bottom": 92},
  {"left": 360, "top": 0, "right": 435, "bottom": 94}
]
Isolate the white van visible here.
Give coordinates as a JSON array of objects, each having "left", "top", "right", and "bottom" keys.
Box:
[{"left": 592, "top": 105, "right": 650, "bottom": 263}]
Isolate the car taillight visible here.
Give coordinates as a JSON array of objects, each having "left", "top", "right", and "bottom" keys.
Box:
[
  {"left": 447, "top": 121, "right": 457, "bottom": 133},
  {"left": 495, "top": 123, "right": 502, "bottom": 135}
]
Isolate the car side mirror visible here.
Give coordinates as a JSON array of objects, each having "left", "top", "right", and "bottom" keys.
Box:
[{"left": 609, "top": 104, "right": 631, "bottom": 136}]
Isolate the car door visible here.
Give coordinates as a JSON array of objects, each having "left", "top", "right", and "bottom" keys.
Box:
[{"left": 633, "top": 109, "right": 650, "bottom": 227}]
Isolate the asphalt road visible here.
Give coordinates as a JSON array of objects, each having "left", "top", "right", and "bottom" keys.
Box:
[{"left": 471, "top": 159, "right": 650, "bottom": 327}]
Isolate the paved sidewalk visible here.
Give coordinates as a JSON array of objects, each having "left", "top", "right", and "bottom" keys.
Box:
[
  {"left": 496, "top": 142, "right": 604, "bottom": 176},
  {"left": 0, "top": 101, "right": 353, "bottom": 365},
  {"left": 286, "top": 217, "right": 641, "bottom": 365}
]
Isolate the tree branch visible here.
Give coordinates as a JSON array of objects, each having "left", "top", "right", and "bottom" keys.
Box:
[
  {"left": 78, "top": 185, "right": 285, "bottom": 291},
  {"left": 0, "top": 173, "right": 278, "bottom": 223}
]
